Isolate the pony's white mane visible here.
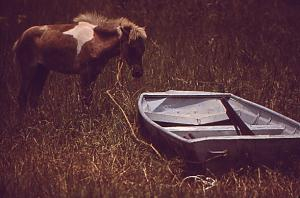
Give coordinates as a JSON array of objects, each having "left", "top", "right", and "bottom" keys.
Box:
[{"left": 73, "top": 12, "right": 147, "bottom": 41}]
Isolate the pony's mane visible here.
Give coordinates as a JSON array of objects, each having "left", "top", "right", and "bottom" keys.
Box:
[{"left": 73, "top": 12, "right": 147, "bottom": 41}]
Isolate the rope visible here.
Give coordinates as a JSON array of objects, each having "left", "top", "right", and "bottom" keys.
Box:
[
  {"left": 115, "top": 58, "right": 124, "bottom": 86},
  {"left": 106, "top": 89, "right": 163, "bottom": 159},
  {"left": 105, "top": 58, "right": 163, "bottom": 159}
]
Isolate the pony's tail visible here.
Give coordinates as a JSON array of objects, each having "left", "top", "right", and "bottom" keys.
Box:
[
  {"left": 12, "top": 32, "right": 27, "bottom": 68},
  {"left": 12, "top": 38, "right": 21, "bottom": 67}
]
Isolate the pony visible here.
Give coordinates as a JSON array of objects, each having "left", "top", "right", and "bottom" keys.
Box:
[{"left": 13, "top": 12, "right": 147, "bottom": 112}]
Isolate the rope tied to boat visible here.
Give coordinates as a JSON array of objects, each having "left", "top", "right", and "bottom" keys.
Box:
[{"left": 106, "top": 89, "right": 163, "bottom": 159}]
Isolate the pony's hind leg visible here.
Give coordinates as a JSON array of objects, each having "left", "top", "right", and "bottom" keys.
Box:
[
  {"left": 18, "top": 65, "right": 36, "bottom": 113},
  {"left": 29, "top": 64, "right": 49, "bottom": 108}
]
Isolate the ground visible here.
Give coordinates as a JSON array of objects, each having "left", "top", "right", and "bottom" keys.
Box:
[{"left": 0, "top": 0, "right": 300, "bottom": 197}]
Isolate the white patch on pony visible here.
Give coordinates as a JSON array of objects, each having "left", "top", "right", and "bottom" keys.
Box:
[{"left": 63, "top": 22, "right": 96, "bottom": 54}]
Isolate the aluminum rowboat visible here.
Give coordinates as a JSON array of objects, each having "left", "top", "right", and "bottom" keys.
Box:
[{"left": 138, "top": 90, "right": 300, "bottom": 164}]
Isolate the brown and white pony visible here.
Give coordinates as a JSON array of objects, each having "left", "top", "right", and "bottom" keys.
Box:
[{"left": 13, "top": 12, "right": 147, "bottom": 112}]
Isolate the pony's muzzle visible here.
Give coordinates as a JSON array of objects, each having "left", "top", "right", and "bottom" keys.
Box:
[{"left": 132, "top": 65, "right": 143, "bottom": 78}]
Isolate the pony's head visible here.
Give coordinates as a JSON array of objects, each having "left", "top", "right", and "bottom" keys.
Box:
[
  {"left": 119, "top": 24, "right": 146, "bottom": 78},
  {"left": 73, "top": 13, "right": 147, "bottom": 78}
]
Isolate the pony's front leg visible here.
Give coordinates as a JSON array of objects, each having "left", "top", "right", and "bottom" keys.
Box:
[
  {"left": 80, "top": 81, "right": 95, "bottom": 108},
  {"left": 79, "top": 66, "right": 99, "bottom": 109}
]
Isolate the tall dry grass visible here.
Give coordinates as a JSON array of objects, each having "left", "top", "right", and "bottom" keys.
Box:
[{"left": 0, "top": 0, "right": 300, "bottom": 197}]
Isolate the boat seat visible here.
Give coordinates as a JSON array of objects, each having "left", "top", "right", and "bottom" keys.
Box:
[
  {"left": 165, "top": 125, "right": 284, "bottom": 138},
  {"left": 144, "top": 111, "right": 234, "bottom": 125}
]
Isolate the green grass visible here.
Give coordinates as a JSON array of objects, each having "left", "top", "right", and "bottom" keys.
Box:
[{"left": 0, "top": 0, "right": 300, "bottom": 197}]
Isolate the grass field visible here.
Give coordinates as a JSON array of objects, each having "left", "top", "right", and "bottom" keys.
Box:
[{"left": 0, "top": 0, "right": 300, "bottom": 197}]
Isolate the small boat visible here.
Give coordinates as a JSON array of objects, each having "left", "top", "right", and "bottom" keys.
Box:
[{"left": 138, "top": 90, "right": 300, "bottom": 165}]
